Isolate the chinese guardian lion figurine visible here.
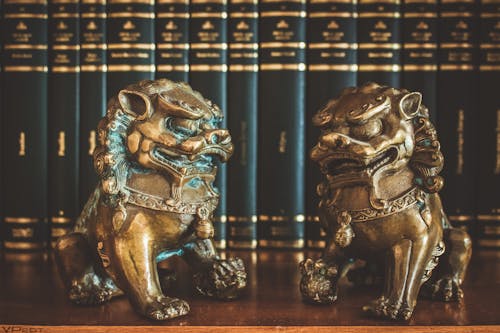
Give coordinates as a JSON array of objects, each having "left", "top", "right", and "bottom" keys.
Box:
[
  {"left": 300, "top": 82, "right": 472, "bottom": 320},
  {"left": 55, "top": 79, "right": 246, "bottom": 320}
]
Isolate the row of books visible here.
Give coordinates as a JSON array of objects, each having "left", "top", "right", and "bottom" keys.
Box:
[{"left": 0, "top": 0, "right": 499, "bottom": 251}]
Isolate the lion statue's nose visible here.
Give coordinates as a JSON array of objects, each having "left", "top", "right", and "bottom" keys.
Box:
[
  {"left": 205, "top": 129, "right": 231, "bottom": 145},
  {"left": 320, "top": 132, "right": 350, "bottom": 149}
]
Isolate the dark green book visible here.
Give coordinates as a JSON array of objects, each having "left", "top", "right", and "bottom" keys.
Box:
[
  {"left": 437, "top": 0, "right": 478, "bottom": 232},
  {"left": 189, "top": 0, "right": 228, "bottom": 249},
  {"left": 48, "top": 0, "right": 80, "bottom": 246},
  {"left": 305, "top": 0, "right": 357, "bottom": 249},
  {"left": 79, "top": 0, "right": 107, "bottom": 210},
  {"left": 106, "top": 0, "right": 155, "bottom": 97},
  {"left": 155, "top": 0, "right": 189, "bottom": 82},
  {"left": 357, "top": 0, "right": 401, "bottom": 87},
  {"left": 477, "top": 0, "right": 500, "bottom": 249},
  {"left": 258, "top": 0, "right": 306, "bottom": 249},
  {"left": 402, "top": 0, "right": 438, "bottom": 122},
  {"left": 227, "top": 0, "right": 258, "bottom": 249},
  {"left": 1, "top": 0, "right": 49, "bottom": 250}
]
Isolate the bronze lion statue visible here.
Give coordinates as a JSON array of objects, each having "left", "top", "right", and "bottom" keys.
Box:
[
  {"left": 300, "top": 82, "right": 472, "bottom": 320},
  {"left": 55, "top": 79, "right": 246, "bottom": 320}
]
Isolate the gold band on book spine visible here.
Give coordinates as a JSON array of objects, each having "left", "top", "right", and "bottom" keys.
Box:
[
  {"left": 107, "top": 12, "right": 155, "bottom": 18},
  {"left": 230, "top": 12, "right": 258, "bottom": 18},
  {"left": 260, "top": 42, "right": 306, "bottom": 49},
  {"left": 403, "top": 65, "right": 437, "bottom": 71},
  {"left": 4, "top": 217, "right": 41, "bottom": 223},
  {"left": 107, "top": 64, "right": 155, "bottom": 71},
  {"left": 358, "top": 12, "right": 400, "bottom": 18},
  {"left": 358, "top": 64, "right": 401, "bottom": 71},
  {"left": 258, "top": 239, "right": 304, "bottom": 248},
  {"left": 4, "top": 242, "right": 47, "bottom": 250},
  {"left": 190, "top": 43, "right": 228, "bottom": 49},
  {"left": 228, "top": 240, "right": 258, "bottom": 249},
  {"left": 4, "top": 13, "right": 48, "bottom": 18},
  {"left": 307, "top": 240, "right": 327, "bottom": 249},
  {"left": 308, "top": 43, "right": 358, "bottom": 49},
  {"left": 51, "top": 66, "right": 80, "bottom": 73},
  {"left": 229, "top": 64, "right": 259, "bottom": 72},
  {"left": 4, "top": 44, "right": 48, "bottom": 50},
  {"left": 4, "top": 66, "right": 48, "bottom": 72},
  {"left": 156, "top": 13, "right": 189, "bottom": 18},
  {"left": 260, "top": 63, "right": 306, "bottom": 71},
  {"left": 308, "top": 64, "right": 358, "bottom": 71},
  {"left": 260, "top": 11, "right": 306, "bottom": 17},
  {"left": 259, "top": 214, "right": 305, "bottom": 222},
  {"left": 157, "top": 64, "right": 189, "bottom": 71},
  {"left": 309, "top": 12, "right": 357, "bottom": 18},
  {"left": 448, "top": 215, "right": 475, "bottom": 222},
  {"left": 439, "top": 64, "right": 474, "bottom": 71},
  {"left": 190, "top": 64, "right": 228, "bottom": 72},
  {"left": 477, "top": 215, "right": 500, "bottom": 221}
]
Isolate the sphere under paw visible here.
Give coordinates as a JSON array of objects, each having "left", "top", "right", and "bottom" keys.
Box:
[
  {"left": 299, "top": 258, "right": 338, "bottom": 304},
  {"left": 193, "top": 257, "right": 247, "bottom": 300},
  {"left": 146, "top": 297, "right": 190, "bottom": 320}
]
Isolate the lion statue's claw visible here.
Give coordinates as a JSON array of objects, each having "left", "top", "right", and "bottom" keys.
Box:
[{"left": 146, "top": 297, "right": 190, "bottom": 320}]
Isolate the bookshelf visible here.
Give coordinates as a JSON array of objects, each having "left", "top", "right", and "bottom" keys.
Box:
[{"left": 1, "top": 249, "right": 499, "bottom": 332}]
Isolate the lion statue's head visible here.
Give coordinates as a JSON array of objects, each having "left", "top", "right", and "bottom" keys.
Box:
[
  {"left": 311, "top": 82, "right": 443, "bottom": 194},
  {"left": 93, "top": 79, "right": 233, "bottom": 206}
]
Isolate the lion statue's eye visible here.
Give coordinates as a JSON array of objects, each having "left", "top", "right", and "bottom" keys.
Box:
[
  {"left": 350, "top": 119, "right": 383, "bottom": 140},
  {"left": 165, "top": 118, "right": 199, "bottom": 137}
]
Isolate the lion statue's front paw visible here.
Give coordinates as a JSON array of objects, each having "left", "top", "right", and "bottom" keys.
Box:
[
  {"left": 299, "top": 258, "right": 339, "bottom": 304},
  {"left": 193, "top": 257, "right": 247, "bottom": 300}
]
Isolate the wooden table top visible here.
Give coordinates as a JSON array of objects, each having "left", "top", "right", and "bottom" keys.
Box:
[{"left": 0, "top": 249, "right": 499, "bottom": 332}]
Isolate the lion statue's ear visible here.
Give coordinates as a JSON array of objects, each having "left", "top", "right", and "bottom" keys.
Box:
[
  {"left": 399, "top": 92, "right": 422, "bottom": 120},
  {"left": 118, "top": 90, "right": 152, "bottom": 121}
]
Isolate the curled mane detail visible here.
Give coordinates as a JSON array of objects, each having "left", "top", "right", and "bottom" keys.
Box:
[{"left": 410, "top": 106, "right": 444, "bottom": 193}]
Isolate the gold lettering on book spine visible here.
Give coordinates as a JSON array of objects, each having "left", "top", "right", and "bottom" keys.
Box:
[{"left": 19, "top": 132, "right": 26, "bottom": 156}]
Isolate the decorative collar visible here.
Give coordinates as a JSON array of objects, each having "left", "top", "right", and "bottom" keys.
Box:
[
  {"left": 327, "top": 187, "right": 422, "bottom": 223},
  {"left": 124, "top": 185, "right": 218, "bottom": 216}
]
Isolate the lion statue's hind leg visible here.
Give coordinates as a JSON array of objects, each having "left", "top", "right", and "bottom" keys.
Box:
[
  {"left": 54, "top": 233, "right": 123, "bottom": 305},
  {"left": 421, "top": 227, "right": 472, "bottom": 301}
]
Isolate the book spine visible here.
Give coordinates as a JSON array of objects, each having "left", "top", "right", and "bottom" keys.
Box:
[
  {"left": 477, "top": 0, "right": 500, "bottom": 249},
  {"left": 357, "top": 0, "right": 401, "bottom": 87},
  {"left": 437, "top": 0, "right": 478, "bottom": 231},
  {"left": 155, "top": 0, "right": 189, "bottom": 82},
  {"left": 106, "top": 0, "right": 155, "bottom": 97},
  {"left": 305, "top": 0, "right": 357, "bottom": 249},
  {"left": 258, "top": 0, "right": 306, "bottom": 249},
  {"left": 0, "top": 0, "right": 3, "bottom": 249},
  {"left": 79, "top": 0, "right": 107, "bottom": 210},
  {"left": 402, "top": 0, "right": 438, "bottom": 122},
  {"left": 2, "top": 0, "right": 49, "bottom": 250},
  {"left": 189, "top": 0, "right": 228, "bottom": 249},
  {"left": 48, "top": 0, "right": 80, "bottom": 246},
  {"left": 226, "top": 0, "right": 258, "bottom": 249}
]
